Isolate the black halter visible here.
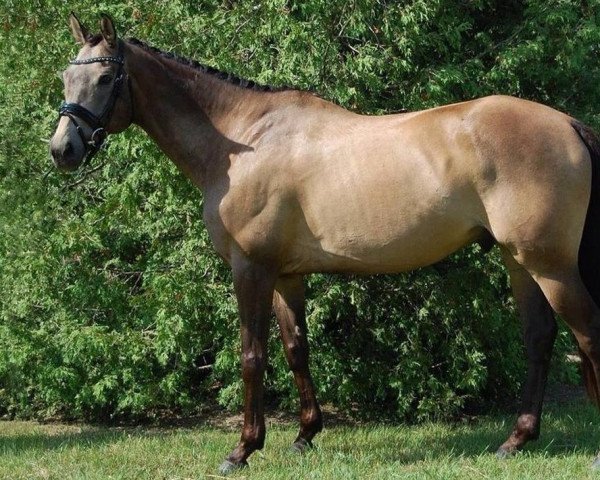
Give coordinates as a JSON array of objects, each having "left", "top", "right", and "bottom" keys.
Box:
[{"left": 58, "top": 41, "right": 127, "bottom": 166}]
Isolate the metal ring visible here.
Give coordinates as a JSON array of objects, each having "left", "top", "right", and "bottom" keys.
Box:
[{"left": 90, "top": 128, "right": 107, "bottom": 146}]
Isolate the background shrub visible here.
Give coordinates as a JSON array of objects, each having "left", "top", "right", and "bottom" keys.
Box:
[{"left": 1, "top": 0, "right": 597, "bottom": 421}]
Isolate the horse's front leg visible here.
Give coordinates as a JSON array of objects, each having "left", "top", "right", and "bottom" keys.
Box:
[
  {"left": 273, "top": 275, "right": 323, "bottom": 452},
  {"left": 219, "top": 260, "right": 278, "bottom": 475}
]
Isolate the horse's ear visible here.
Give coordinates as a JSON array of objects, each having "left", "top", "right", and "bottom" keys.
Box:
[
  {"left": 99, "top": 14, "right": 118, "bottom": 49},
  {"left": 69, "top": 12, "right": 89, "bottom": 45}
]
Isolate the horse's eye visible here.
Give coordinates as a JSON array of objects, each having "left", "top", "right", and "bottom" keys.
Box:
[{"left": 98, "top": 74, "right": 113, "bottom": 85}]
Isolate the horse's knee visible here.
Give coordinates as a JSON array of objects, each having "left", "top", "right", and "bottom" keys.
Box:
[
  {"left": 565, "top": 311, "right": 600, "bottom": 360},
  {"left": 242, "top": 351, "right": 266, "bottom": 380}
]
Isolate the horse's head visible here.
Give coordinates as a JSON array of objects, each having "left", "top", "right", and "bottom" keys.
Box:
[{"left": 50, "top": 13, "right": 133, "bottom": 171}]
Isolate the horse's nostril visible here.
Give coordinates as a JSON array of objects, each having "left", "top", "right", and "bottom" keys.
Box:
[
  {"left": 50, "top": 145, "right": 61, "bottom": 160},
  {"left": 50, "top": 141, "right": 75, "bottom": 163}
]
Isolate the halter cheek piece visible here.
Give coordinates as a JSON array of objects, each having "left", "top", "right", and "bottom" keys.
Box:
[{"left": 58, "top": 42, "right": 127, "bottom": 166}]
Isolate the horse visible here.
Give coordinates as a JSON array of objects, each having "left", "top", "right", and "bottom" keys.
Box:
[{"left": 50, "top": 13, "right": 600, "bottom": 475}]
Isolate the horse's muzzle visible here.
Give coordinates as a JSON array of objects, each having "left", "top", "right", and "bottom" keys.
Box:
[
  {"left": 50, "top": 117, "right": 88, "bottom": 172},
  {"left": 50, "top": 138, "right": 84, "bottom": 172}
]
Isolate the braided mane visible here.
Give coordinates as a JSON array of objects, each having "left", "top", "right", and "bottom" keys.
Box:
[{"left": 126, "top": 37, "right": 290, "bottom": 93}]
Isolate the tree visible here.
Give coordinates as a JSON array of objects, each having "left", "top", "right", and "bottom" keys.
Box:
[{"left": 1, "top": 0, "right": 595, "bottom": 420}]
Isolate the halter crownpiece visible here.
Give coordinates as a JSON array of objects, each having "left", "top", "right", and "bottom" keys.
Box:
[{"left": 58, "top": 41, "right": 127, "bottom": 166}]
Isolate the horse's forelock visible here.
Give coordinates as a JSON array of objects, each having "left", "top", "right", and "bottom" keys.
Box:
[{"left": 85, "top": 34, "right": 105, "bottom": 47}]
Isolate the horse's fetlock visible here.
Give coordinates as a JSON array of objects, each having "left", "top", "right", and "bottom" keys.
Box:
[
  {"left": 301, "top": 406, "right": 323, "bottom": 435},
  {"left": 242, "top": 425, "right": 266, "bottom": 450},
  {"left": 516, "top": 413, "right": 539, "bottom": 438}
]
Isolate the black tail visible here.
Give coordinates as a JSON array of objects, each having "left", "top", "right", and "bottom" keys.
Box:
[
  {"left": 573, "top": 120, "right": 600, "bottom": 306},
  {"left": 572, "top": 119, "right": 600, "bottom": 406}
]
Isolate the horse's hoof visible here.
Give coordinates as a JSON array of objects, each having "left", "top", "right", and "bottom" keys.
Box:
[
  {"left": 591, "top": 456, "right": 600, "bottom": 469},
  {"left": 218, "top": 459, "right": 248, "bottom": 475},
  {"left": 495, "top": 446, "right": 513, "bottom": 460},
  {"left": 290, "top": 437, "right": 313, "bottom": 454}
]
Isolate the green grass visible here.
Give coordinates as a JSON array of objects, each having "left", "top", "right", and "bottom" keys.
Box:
[{"left": 0, "top": 399, "right": 599, "bottom": 479}]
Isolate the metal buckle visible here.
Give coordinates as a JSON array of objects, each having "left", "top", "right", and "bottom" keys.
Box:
[{"left": 90, "top": 128, "right": 107, "bottom": 147}]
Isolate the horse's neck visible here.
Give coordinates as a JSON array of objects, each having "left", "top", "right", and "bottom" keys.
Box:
[{"left": 126, "top": 42, "right": 267, "bottom": 188}]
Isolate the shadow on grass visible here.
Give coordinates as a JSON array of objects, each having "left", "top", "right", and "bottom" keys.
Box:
[
  {"left": 444, "top": 399, "right": 600, "bottom": 458},
  {"left": 0, "top": 425, "right": 174, "bottom": 455},
  {"left": 321, "top": 398, "right": 600, "bottom": 464},
  {"left": 0, "top": 398, "right": 597, "bottom": 464}
]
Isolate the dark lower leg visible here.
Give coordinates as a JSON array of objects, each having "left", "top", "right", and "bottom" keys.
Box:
[
  {"left": 498, "top": 314, "right": 557, "bottom": 454},
  {"left": 223, "top": 262, "right": 277, "bottom": 468},
  {"left": 536, "top": 271, "right": 600, "bottom": 408},
  {"left": 226, "top": 351, "right": 267, "bottom": 465},
  {"left": 531, "top": 268, "right": 600, "bottom": 467},
  {"left": 291, "top": 371, "right": 323, "bottom": 447},
  {"left": 498, "top": 258, "right": 557, "bottom": 455},
  {"left": 579, "top": 347, "right": 600, "bottom": 407},
  {"left": 274, "top": 275, "right": 322, "bottom": 447}
]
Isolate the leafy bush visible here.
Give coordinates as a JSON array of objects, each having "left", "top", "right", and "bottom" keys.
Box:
[{"left": 1, "top": 0, "right": 596, "bottom": 420}]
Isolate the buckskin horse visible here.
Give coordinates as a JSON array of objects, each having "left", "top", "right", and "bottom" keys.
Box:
[{"left": 50, "top": 14, "right": 600, "bottom": 474}]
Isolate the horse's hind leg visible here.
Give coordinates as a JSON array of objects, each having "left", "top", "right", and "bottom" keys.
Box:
[
  {"left": 497, "top": 253, "right": 557, "bottom": 457},
  {"left": 533, "top": 268, "right": 600, "bottom": 405},
  {"left": 273, "top": 275, "right": 323, "bottom": 452},
  {"left": 519, "top": 261, "right": 600, "bottom": 465}
]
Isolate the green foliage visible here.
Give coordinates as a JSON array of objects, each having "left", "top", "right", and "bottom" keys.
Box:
[{"left": 1, "top": 0, "right": 596, "bottom": 420}]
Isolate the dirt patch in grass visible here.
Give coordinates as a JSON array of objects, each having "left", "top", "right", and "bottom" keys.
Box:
[
  {"left": 142, "top": 402, "right": 365, "bottom": 431},
  {"left": 10, "top": 383, "right": 587, "bottom": 434}
]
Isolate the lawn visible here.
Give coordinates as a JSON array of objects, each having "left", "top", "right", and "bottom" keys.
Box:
[{"left": 0, "top": 398, "right": 598, "bottom": 480}]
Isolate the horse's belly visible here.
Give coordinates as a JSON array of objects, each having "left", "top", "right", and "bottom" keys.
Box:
[{"left": 281, "top": 208, "right": 482, "bottom": 274}]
